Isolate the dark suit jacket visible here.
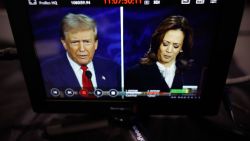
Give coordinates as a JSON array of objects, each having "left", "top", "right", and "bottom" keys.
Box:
[
  {"left": 125, "top": 62, "right": 197, "bottom": 92},
  {"left": 41, "top": 53, "right": 121, "bottom": 96}
]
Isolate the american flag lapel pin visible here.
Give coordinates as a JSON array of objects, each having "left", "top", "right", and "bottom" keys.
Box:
[{"left": 102, "top": 75, "right": 106, "bottom": 80}]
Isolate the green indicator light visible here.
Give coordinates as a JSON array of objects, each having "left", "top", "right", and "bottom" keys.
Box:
[{"left": 170, "top": 89, "right": 190, "bottom": 94}]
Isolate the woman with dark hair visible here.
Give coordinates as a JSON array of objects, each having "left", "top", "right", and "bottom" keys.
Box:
[{"left": 125, "top": 15, "right": 194, "bottom": 92}]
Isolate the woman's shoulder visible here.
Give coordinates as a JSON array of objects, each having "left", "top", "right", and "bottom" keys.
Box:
[{"left": 127, "top": 62, "right": 157, "bottom": 73}]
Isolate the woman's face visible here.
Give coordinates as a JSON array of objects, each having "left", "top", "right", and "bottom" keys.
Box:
[{"left": 157, "top": 29, "right": 184, "bottom": 67}]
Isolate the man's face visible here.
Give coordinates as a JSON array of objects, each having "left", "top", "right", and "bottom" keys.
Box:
[
  {"left": 157, "top": 29, "right": 184, "bottom": 67},
  {"left": 61, "top": 29, "right": 98, "bottom": 65}
]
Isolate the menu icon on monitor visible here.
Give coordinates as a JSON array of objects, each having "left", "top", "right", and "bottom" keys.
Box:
[
  {"left": 196, "top": 0, "right": 205, "bottom": 4},
  {"left": 181, "top": 0, "right": 191, "bottom": 4},
  {"left": 28, "top": 0, "right": 37, "bottom": 5}
]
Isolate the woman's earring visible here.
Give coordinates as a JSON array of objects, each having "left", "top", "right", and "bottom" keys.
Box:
[{"left": 180, "top": 50, "right": 183, "bottom": 53}]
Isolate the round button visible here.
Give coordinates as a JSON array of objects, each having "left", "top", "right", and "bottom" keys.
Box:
[
  {"left": 50, "top": 88, "right": 60, "bottom": 97},
  {"left": 94, "top": 89, "right": 103, "bottom": 97},
  {"left": 65, "top": 88, "right": 74, "bottom": 97},
  {"left": 109, "top": 89, "right": 118, "bottom": 97}
]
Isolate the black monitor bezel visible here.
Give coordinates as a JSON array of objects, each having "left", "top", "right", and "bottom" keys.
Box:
[{"left": 4, "top": 0, "right": 245, "bottom": 115}]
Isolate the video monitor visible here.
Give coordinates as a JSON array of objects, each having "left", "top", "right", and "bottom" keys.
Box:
[{"left": 4, "top": 0, "right": 244, "bottom": 115}]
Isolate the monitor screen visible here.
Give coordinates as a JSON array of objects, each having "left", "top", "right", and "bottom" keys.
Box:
[{"left": 4, "top": 0, "right": 244, "bottom": 115}]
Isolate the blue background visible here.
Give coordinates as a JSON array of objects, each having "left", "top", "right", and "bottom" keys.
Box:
[
  {"left": 28, "top": 7, "right": 121, "bottom": 65},
  {"left": 28, "top": 6, "right": 222, "bottom": 83},
  {"left": 123, "top": 6, "right": 222, "bottom": 71}
]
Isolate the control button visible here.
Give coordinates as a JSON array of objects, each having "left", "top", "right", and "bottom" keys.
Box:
[
  {"left": 94, "top": 89, "right": 103, "bottom": 97},
  {"left": 65, "top": 88, "right": 74, "bottom": 97},
  {"left": 79, "top": 89, "right": 88, "bottom": 97},
  {"left": 196, "top": 0, "right": 205, "bottom": 4},
  {"left": 109, "top": 89, "right": 118, "bottom": 97},
  {"left": 50, "top": 88, "right": 60, "bottom": 97}
]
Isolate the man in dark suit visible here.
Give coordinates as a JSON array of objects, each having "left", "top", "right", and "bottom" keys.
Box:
[{"left": 41, "top": 13, "right": 120, "bottom": 98}]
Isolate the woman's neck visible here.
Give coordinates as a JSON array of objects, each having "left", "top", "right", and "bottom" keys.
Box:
[{"left": 160, "top": 60, "right": 175, "bottom": 68}]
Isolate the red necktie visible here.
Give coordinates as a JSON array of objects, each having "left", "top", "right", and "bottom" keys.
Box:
[{"left": 81, "top": 65, "right": 94, "bottom": 94}]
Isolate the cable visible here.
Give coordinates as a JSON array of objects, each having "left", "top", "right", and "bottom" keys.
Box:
[
  {"left": 0, "top": 47, "right": 18, "bottom": 60},
  {"left": 226, "top": 75, "right": 250, "bottom": 85}
]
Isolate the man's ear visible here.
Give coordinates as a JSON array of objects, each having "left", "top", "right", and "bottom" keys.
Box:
[
  {"left": 61, "top": 39, "right": 67, "bottom": 50},
  {"left": 95, "top": 40, "right": 98, "bottom": 50}
]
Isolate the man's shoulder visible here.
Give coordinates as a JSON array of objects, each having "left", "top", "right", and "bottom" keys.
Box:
[
  {"left": 93, "top": 56, "right": 119, "bottom": 67},
  {"left": 41, "top": 54, "right": 68, "bottom": 69},
  {"left": 43, "top": 54, "right": 66, "bottom": 63}
]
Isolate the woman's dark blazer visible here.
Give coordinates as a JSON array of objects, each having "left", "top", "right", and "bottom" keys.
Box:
[{"left": 125, "top": 63, "right": 184, "bottom": 92}]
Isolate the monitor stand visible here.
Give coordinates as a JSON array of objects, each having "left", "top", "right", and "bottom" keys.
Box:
[{"left": 44, "top": 113, "right": 148, "bottom": 141}]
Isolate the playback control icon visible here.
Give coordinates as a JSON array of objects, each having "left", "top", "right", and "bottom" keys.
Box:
[
  {"left": 94, "top": 89, "right": 103, "bottom": 97},
  {"left": 65, "top": 88, "right": 74, "bottom": 97},
  {"left": 109, "top": 89, "right": 118, "bottom": 97},
  {"left": 50, "top": 88, "right": 60, "bottom": 97}
]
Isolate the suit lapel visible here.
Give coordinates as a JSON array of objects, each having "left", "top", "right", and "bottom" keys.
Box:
[
  {"left": 96, "top": 73, "right": 108, "bottom": 87},
  {"left": 172, "top": 71, "right": 183, "bottom": 89},
  {"left": 92, "top": 58, "right": 107, "bottom": 88},
  {"left": 151, "top": 63, "right": 183, "bottom": 91},
  {"left": 150, "top": 63, "right": 171, "bottom": 91},
  {"left": 60, "top": 54, "right": 81, "bottom": 89}
]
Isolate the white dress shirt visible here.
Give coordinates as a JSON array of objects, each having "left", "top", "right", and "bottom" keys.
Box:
[
  {"left": 66, "top": 53, "right": 97, "bottom": 89},
  {"left": 156, "top": 61, "right": 176, "bottom": 88}
]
